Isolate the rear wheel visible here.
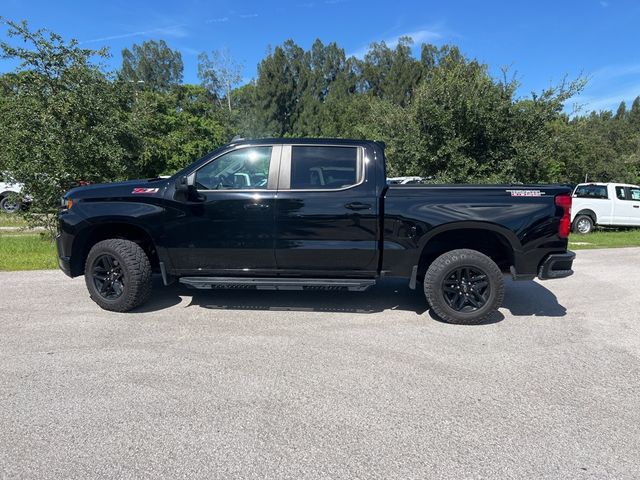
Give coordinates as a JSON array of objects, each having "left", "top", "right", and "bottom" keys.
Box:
[
  {"left": 572, "top": 214, "right": 594, "bottom": 234},
  {"left": 423, "top": 249, "right": 504, "bottom": 325},
  {"left": 85, "top": 239, "right": 152, "bottom": 312}
]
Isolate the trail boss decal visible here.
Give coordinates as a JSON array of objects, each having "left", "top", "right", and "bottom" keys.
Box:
[
  {"left": 132, "top": 187, "right": 159, "bottom": 194},
  {"left": 506, "top": 189, "right": 545, "bottom": 197}
]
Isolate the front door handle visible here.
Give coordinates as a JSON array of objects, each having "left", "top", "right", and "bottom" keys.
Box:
[
  {"left": 345, "top": 202, "right": 371, "bottom": 211},
  {"left": 244, "top": 203, "right": 270, "bottom": 211},
  {"left": 634, "top": 205, "right": 639, "bottom": 208}
]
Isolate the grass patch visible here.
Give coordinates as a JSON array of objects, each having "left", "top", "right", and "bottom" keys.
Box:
[
  {"left": 0, "top": 213, "right": 28, "bottom": 228},
  {"left": 569, "top": 229, "right": 640, "bottom": 249},
  {"left": 0, "top": 233, "right": 57, "bottom": 271}
]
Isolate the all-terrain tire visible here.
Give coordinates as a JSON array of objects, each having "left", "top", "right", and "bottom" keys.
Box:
[
  {"left": 85, "top": 239, "right": 152, "bottom": 312},
  {"left": 423, "top": 249, "right": 504, "bottom": 325}
]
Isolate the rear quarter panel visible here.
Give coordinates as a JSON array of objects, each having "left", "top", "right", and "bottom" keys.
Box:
[{"left": 382, "top": 185, "right": 571, "bottom": 278}]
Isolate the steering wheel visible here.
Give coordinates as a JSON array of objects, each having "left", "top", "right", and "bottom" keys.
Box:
[{"left": 213, "top": 174, "right": 234, "bottom": 190}]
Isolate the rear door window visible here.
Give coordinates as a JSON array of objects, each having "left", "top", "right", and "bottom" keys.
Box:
[{"left": 290, "top": 146, "right": 360, "bottom": 190}]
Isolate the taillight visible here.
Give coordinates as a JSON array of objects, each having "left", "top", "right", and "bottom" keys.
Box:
[{"left": 555, "top": 194, "right": 572, "bottom": 239}]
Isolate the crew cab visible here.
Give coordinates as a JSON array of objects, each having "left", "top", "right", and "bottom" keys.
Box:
[
  {"left": 56, "top": 139, "right": 575, "bottom": 324},
  {"left": 571, "top": 182, "right": 640, "bottom": 234}
]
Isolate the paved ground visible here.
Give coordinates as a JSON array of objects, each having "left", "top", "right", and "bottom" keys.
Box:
[{"left": 1, "top": 248, "right": 639, "bottom": 479}]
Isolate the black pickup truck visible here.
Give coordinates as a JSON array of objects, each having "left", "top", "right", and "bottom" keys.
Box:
[{"left": 57, "top": 138, "right": 575, "bottom": 324}]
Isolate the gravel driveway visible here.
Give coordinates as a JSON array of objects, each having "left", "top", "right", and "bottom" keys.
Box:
[{"left": 1, "top": 248, "right": 639, "bottom": 479}]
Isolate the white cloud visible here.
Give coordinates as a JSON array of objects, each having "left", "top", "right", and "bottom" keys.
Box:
[
  {"left": 348, "top": 28, "right": 443, "bottom": 58},
  {"left": 239, "top": 13, "right": 258, "bottom": 18},
  {"left": 80, "top": 24, "right": 188, "bottom": 44},
  {"left": 571, "top": 84, "right": 640, "bottom": 113},
  {"left": 206, "top": 17, "right": 229, "bottom": 23},
  {"left": 569, "top": 63, "right": 640, "bottom": 113}
]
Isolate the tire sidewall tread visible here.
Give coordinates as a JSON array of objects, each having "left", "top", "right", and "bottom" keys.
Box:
[
  {"left": 84, "top": 239, "right": 152, "bottom": 312},
  {"left": 423, "top": 249, "right": 505, "bottom": 325}
]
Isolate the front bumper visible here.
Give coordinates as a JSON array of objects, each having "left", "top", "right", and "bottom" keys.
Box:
[
  {"left": 56, "top": 234, "right": 73, "bottom": 277},
  {"left": 538, "top": 251, "right": 575, "bottom": 280}
]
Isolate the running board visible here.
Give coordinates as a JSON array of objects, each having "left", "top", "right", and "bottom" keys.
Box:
[{"left": 178, "top": 276, "right": 376, "bottom": 292}]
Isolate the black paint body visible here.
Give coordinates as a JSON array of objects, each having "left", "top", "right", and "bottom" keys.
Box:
[{"left": 57, "top": 139, "right": 573, "bottom": 285}]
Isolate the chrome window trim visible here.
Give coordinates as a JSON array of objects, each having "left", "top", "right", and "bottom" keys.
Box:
[
  {"left": 194, "top": 144, "right": 282, "bottom": 193},
  {"left": 277, "top": 144, "right": 366, "bottom": 192}
]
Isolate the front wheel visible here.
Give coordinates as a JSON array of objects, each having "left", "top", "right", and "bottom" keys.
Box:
[
  {"left": 85, "top": 239, "right": 152, "bottom": 312},
  {"left": 0, "top": 195, "right": 21, "bottom": 214},
  {"left": 423, "top": 249, "right": 505, "bottom": 325}
]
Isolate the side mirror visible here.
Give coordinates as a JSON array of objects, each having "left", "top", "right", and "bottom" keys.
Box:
[
  {"left": 175, "top": 172, "right": 204, "bottom": 202},
  {"left": 175, "top": 173, "right": 195, "bottom": 192}
]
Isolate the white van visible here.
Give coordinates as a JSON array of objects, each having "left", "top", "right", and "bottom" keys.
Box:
[{"left": 571, "top": 182, "right": 640, "bottom": 233}]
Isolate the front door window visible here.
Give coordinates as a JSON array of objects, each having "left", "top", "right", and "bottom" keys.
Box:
[{"left": 196, "top": 147, "right": 272, "bottom": 190}]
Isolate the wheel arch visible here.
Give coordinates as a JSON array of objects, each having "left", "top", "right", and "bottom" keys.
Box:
[
  {"left": 574, "top": 209, "right": 597, "bottom": 224},
  {"left": 71, "top": 221, "right": 159, "bottom": 276},
  {"left": 416, "top": 223, "right": 518, "bottom": 278}
]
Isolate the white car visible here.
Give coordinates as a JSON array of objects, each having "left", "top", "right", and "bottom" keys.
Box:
[
  {"left": 0, "top": 177, "right": 25, "bottom": 214},
  {"left": 571, "top": 182, "right": 640, "bottom": 233}
]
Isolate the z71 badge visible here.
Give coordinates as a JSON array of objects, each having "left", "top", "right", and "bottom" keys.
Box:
[
  {"left": 132, "top": 187, "right": 159, "bottom": 194},
  {"left": 505, "top": 189, "right": 545, "bottom": 197}
]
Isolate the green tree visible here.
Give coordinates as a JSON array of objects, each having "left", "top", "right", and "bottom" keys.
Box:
[
  {"left": 294, "top": 40, "right": 353, "bottom": 135},
  {"left": 359, "top": 37, "right": 423, "bottom": 106},
  {"left": 128, "top": 84, "right": 230, "bottom": 174},
  {"left": 628, "top": 96, "right": 640, "bottom": 129},
  {"left": 253, "top": 41, "right": 307, "bottom": 136},
  {"left": 0, "top": 19, "right": 136, "bottom": 233},
  {"left": 120, "top": 39, "right": 183, "bottom": 92},
  {"left": 614, "top": 101, "right": 627, "bottom": 120},
  {"left": 197, "top": 48, "right": 243, "bottom": 112}
]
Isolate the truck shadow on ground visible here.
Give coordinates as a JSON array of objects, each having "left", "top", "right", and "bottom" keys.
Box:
[{"left": 137, "top": 276, "right": 567, "bottom": 322}]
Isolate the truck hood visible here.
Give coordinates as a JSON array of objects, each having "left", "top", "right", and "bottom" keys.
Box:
[{"left": 65, "top": 178, "right": 170, "bottom": 200}]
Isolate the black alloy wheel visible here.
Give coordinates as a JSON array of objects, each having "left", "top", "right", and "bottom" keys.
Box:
[
  {"left": 441, "top": 266, "right": 490, "bottom": 312},
  {"left": 91, "top": 254, "right": 125, "bottom": 300}
]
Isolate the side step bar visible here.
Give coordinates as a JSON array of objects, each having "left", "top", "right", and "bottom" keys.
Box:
[{"left": 178, "top": 276, "right": 376, "bottom": 292}]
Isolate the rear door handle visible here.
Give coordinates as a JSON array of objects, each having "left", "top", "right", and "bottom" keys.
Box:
[{"left": 345, "top": 202, "right": 371, "bottom": 211}]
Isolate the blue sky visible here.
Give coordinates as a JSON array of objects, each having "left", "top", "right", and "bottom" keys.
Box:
[{"left": 2, "top": 0, "right": 639, "bottom": 114}]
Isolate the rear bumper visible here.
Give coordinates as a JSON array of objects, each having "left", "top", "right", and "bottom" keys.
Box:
[{"left": 538, "top": 251, "right": 575, "bottom": 280}]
